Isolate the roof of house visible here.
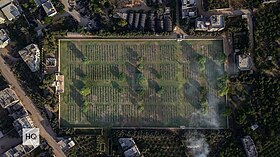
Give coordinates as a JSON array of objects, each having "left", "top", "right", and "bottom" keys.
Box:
[
  {"left": 138, "top": 13, "right": 146, "bottom": 30},
  {"left": 0, "top": 88, "right": 19, "bottom": 108},
  {"left": 7, "top": 101, "right": 28, "bottom": 120},
  {"left": 0, "top": 0, "right": 12, "bottom": 8},
  {"left": 42, "top": 0, "right": 57, "bottom": 17},
  {"left": 2, "top": 144, "right": 36, "bottom": 157},
  {"left": 211, "top": 15, "right": 225, "bottom": 28},
  {"left": 124, "top": 145, "right": 141, "bottom": 157},
  {"left": 0, "top": 29, "right": 9, "bottom": 47},
  {"left": 18, "top": 44, "right": 41, "bottom": 72},
  {"left": 46, "top": 58, "right": 57, "bottom": 67},
  {"left": 238, "top": 54, "right": 252, "bottom": 71},
  {"left": 1, "top": 3, "right": 20, "bottom": 21},
  {"left": 13, "top": 116, "right": 34, "bottom": 136},
  {"left": 34, "top": 0, "right": 48, "bottom": 7},
  {"left": 163, "top": 15, "right": 173, "bottom": 32},
  {"left": 119, "top": 138, "right": 136, "bottom": 151},
  {"left": 57, "top": 137, "right": 75, "bottom": 152},
  {"left": 133, "top": 13, "right": 140, "bottom": 29}
]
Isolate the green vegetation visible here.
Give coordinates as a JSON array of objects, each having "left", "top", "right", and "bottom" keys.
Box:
[
  {"left": 203, "top": 0, "right": 229, "bottom": 11},
  {"left": 59, "top": 39, "right": 226, "bottom": 128},
  {"left": 254, "top": 2, "right": 280, "bottom": 73}
]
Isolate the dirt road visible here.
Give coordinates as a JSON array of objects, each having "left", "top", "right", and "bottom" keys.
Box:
[{"left": 0, "top": 56, "right": 66, "bottom": 157}]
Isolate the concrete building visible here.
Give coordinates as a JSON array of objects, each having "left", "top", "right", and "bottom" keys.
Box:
[
  {"left": 181, "top": 0, "right": 197, "bottom": 19},
  {"left": 237, "top": 54, "right": 252, "bottom": 71},
  {"left": 57, "top": 137, "right": 75, "bottom": 152},
  {"left": 34, "top": 0, "right": 57, "bottom": 17},
  {"left": 2, "top": 144, "right": 36, "bottom": 157},
  {"left": 7, "top": 101, "right": 28, "bottom": 119},
  {"left": 241, "top": 136, "right": 258, "bottom": 157},
  {"left": 51, "top": 73, "right": 64, "bottom": 94},
  {"left": 0, "top": 0, "right": 21, "bottom": 21},
  {"left": 0, "top": 11, "right": 6, "bottom": 24},
  {"left": 0, "top": 88, "right": 19, "bottom": 108},
  {"left": 209, "top": 15, "right": 225, "bottom": 31},
  {"left": 18, "top": 44, "right": 41, "bottom": 72},
  {"left": 42, "top": 0, "right": 57, "bottom": 17},
  {"left": 0, "top": 29, "right": 10, "bottom": 48},
  {"left": 124, "top": 145, "right": 141, "bottom": 157},
  {"left": 46, "top": 57, "right": 57, "bottom": 67},
  {"left": 13, "top": 115, "right": 34, "bottom": 136},
  {"left": 119, "top": 138, "right": 141, "bottom": 157},
  {"left": 138, "top": 13, "right": 146, "bottom": 31},
  {"left": 195, "top": 15, "right": 225, "bottom": 32},
  {"left": 119, "top": 138, "right": 136, "bottom": 150}
]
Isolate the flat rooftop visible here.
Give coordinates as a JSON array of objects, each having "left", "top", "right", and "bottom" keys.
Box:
[{"left": 0, "top": 88, "right": 19, "bottom": 108}]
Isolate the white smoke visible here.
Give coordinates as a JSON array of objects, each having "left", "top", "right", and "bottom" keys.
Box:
[{"left": 187, "top": 131, "right": 210, "bottom": 157}]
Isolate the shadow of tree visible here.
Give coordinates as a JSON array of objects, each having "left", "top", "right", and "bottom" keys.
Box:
[
  {"left": 67, "top": 42, "right": 85, "bottom": 60},
  {"left": 183, "top": 79, "right": 201, "bottom": 110},
  {"left": 70, "top": 84, "right": 84, "bottom": 107}
]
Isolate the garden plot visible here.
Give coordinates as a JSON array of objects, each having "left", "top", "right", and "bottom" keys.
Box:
[{"left": 59, "top": 39, "right": 227, "bottom": 128}]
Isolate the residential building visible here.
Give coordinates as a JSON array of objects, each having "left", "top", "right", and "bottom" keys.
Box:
[
  {"left": 0, "top": 0, "right": 21, "bottom": 21},
  {"left": 0, "top": 88, "right": 19, "bottom": 108},
  {"left": 209, "top": 15, "right": 225, "bottom": 31},
  {"left": 0, "top": 29, "right": 9, "bottom": 48},
  {"left": 2, "top": 144, "right": 36, "bottom": 157},
  {"left": 119, "top": 138, "right": 141, "bottom": 157},
  {"left": 146, "top": 12, "right": 155, "bottom": 32},
  {"left": 133, "top": 13, "right": 140, "bottom": 29},
  {"left": 18, "top": 44, "right": 41, "bottom": 72},
  {"left": 46, "top": 57, "right": 57, "bottom": 67},
  {"left": 181, "top": 0, "right": 197, "bottom": 19},
  {"left": 138, "top": 13, "right": 146, "bottom": 30},
  {"left": 34, "top": 0, "right": 57, "bottom": 17},
  {"left": 127, "top": 12, "right": 134, "bottom": 27},
  {"left": 119, "top": 138, "right": 136, "bottom": 150},
  {"left": 57, "top": 137, "right": 76, "bottom": 152},
  {"left": 163, "top": 15, "right": 173, "bottom": 32},
  {"left": 241, "top": 136, "right": 258, "bottom": 157},
  {"left": 124, "top": 146, "right": 141, "bottom": 157},
  {"left": 0, "top": 11, "right": 5, "bottom": 24},
  {"left": 195, "top": 15, "right": 225, "bottom": 32},
  {"left": 7, "top": 101, "right": 28, "bottom": 119},
  {"left": 51, "top": 73, "right": 64, "bottom": 94},
  {"left": 13, "top": 115, "right": 34, "bottom": 136},
  {"left": 42, "top": 0, "right": 57, "bottom": 17},
  {"left": 237, "top": 54, "right": 252, "bottom": 71}
]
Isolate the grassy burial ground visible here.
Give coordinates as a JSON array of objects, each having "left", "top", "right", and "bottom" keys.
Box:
[{"left": 59, "top": 39, "right": 228, "bottom": 128}]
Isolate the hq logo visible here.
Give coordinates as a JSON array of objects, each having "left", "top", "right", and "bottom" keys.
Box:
[{"left": 22, "top": 128, "right": 40, "bottom": 147}]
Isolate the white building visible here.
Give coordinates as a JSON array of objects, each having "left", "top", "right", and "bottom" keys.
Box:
[
  {"left": 195, "top": 15, "right": 225, "bottom": 32},
  {"left": 18, "top": 44, "right": 41, "bottom": 72},
  {"left": 0, "top": 29, "right": 10, "bottom": 48},
  {"left": 237, "top": 54, "right": 252, "bottom": 71},
  {"left": 0, "top": 0, "right": 21, "bottom": 21}
]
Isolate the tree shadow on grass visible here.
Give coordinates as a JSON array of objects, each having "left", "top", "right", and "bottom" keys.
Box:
[
  {"left": 70, "top": 84, "right": 84, "bottom": 107},
  {"left": 183, "top": 79, "right": 201, "bottom": 110},
  {"left": 67, "top": 42, "right": 85, "bottom": 60}
]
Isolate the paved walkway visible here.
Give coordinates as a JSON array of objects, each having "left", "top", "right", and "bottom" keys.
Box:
[{"left": 0, "top": 55, "right": 66, "bottom": 157}]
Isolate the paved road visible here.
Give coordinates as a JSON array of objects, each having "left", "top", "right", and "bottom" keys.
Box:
[{"left": 0, "top": 55, "right": 66, "bottom": 157}]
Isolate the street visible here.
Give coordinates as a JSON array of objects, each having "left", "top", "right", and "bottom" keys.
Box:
[{"left": 0, "top": 55, "right": 66, "bottom": 157}]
